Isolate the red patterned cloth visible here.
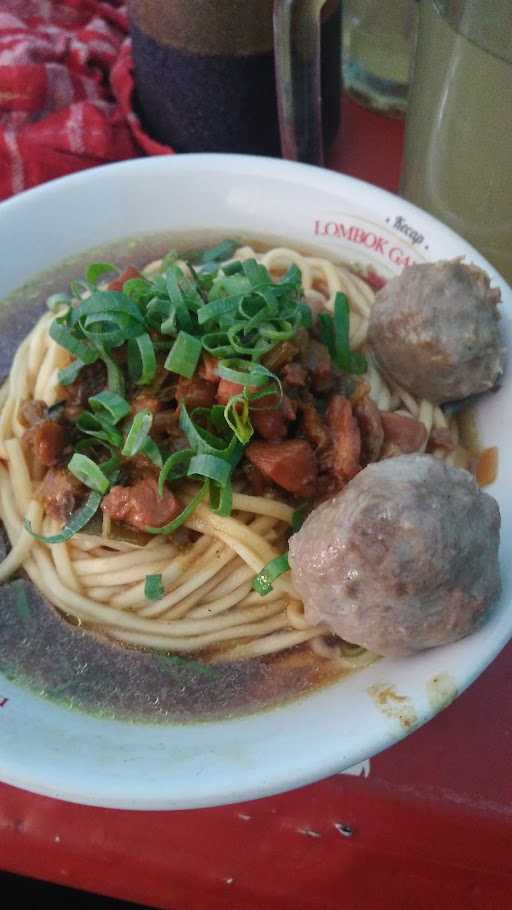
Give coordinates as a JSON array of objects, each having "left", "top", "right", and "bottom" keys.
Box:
[{"left": 0, "top": 0, "right": 172, "bottom": 201}]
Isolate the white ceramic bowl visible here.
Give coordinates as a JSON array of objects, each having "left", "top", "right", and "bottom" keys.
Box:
[{"left": 0, "top": 155, "right": 510, "bottom": 810}]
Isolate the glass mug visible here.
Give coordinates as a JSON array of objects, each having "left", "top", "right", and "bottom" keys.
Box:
[
  {"left": 343, "top": 0, "right": 418, "bottom": 116},
  {"left": 400, "top": 0, "right": 512, "bottom": 284},
  {"left": 127, "top": 0, "right": 342, "bottom": 164}
]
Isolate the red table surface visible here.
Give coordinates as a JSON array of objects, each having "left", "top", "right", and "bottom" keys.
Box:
[{"left": 1, "top": 98, "right": 511, "bottom": 910}]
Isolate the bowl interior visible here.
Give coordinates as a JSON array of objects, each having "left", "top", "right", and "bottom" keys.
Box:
[{"left": 0, "top": 154, "right": 510, "bottom": 809}]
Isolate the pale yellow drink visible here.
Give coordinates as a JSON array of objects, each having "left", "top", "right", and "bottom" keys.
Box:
[{"left": 401, "top": 1, "right": 512, "bottom": 284}]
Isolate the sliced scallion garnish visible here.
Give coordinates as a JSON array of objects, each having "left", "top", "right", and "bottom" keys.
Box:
[
  {"left": 146, "top": 481, "right": 208, "bottom": 535},
  {"left": 122, "top": 410, "right": 153, "bottom": 458},
  {"left": 187, "top": 453, "right": 232, "bottom": 486},
  {"left": 252, "top": 554, "right": 290, "bottom": 596},
  {"left": 68, "top": 453, "right": 111, "bottom": 494},
  {"left": 158, "top": 449, "right": 194, "bottom": 496},
  {"left": 24, "top": 491, "right": 103, "bottom": 544},
  {"left": 58, "top": 358, "right": 87, "bottom": 386},
  {"left": 165, "top": 331, "right": 202, "bottom": 379},
  {"left": 127, "top": 332, "right": 157, "bottom": 385},
  {"left": 84, "top": 262, "right": 119, "bottom": 286},
  {"left": 144, "top": 574, "right": 165, "bottom": 602},
  {"left": 89, "top": 390, "right": 131, "bottom": 424}
]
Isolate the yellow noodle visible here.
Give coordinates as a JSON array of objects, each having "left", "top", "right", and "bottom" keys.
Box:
[
  {"left": 214, "top": 626, "right": 324, "bottom": 661},
  {"left": 105, "top": 612, "right": 289, "bottom": 652},
  {"left": 0, "top": 497, "right": 41, "bottom": 582},
  {"left": 187, "top": 583, "right": 253, "bottom": 619},
  {"left": 72, "top": 543, "right": 176, "bottom": 576}
]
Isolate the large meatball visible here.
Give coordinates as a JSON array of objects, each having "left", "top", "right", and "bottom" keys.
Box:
[
  {"left": 288, "top": 455, "right": 501, "bottom": 657},
  {"left": 367, "top": 260, "right": 504, "bottom": 403}
]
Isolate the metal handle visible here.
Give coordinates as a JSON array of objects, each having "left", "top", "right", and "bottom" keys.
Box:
[{"left": 273, "top": 0, "right": 327, "bottom": 165}]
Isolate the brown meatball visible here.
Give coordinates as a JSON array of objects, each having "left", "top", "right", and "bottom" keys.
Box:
[
  {"left": 367, "top": 260, "right": 504, "bottom": 403},
  {"left": 288, "top": 455, "right": 501, "bottom": 657}
]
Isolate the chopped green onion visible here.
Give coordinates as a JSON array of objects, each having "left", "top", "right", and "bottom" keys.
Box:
[
  {"left": 165, "top": 331, "right": 202, "bottom": 379},
  {"left": 291, "top": 503, "right": 310, "bottom": 532},
  {"left": 140, "top": 437, "right": 163, "bottom": 468},
  {"left": 217, "top": 359, "right": 272, "bottom": 387},
  {"left": 180, "top": 404, "right": 244, "bottom": 464},
  {"left": 296, "top": 303, "right": 313, "bottom": 329},
  {"left": 122, "top": 277, "right": 153, "bottom": 302},
  {"left": 227, "top": 322, "right": 273, "bottom": 357},
  {"left": 242, "top": 258, "right": 270, "bottom": 288},
  {"left": 127, "top": 332, "right": 157, "bottom": 385},
  {"left": 122, "top": 410, "right": 153, "bottom": 458},
  {"left": 24, "top": 491, "right": 102, "bottom": 544},
  {"left": 78, "top": 311, "right": 144, "bottom": 347},
  {"left": 158, "top": 449, "right": 194, "bottom": 496},
  {"left": 144, "top": 574, "right": 165, "bottom": 602},
  {"left": 69, "top": 279, "right": 89, "bottom": 299},
  {"left": 318, "top": 294, "right": 368, "bottom": 376},
  {"left": 348, "top": 351, "right": 368, "bottom": 375},
  {"left": 46, "top": 292, "right": 71, "bottom": 312},
  {"left": 252, "top": 553, "right": 290, "bottom": 596},
  {"left": 208, "top": 478, "right": 233, "bottom": 516},
  {"left": 49, "top": 319, "right": 99, "bottom": 364},
  {"left": 318, "top": 312, "right": 336, "bottom": 361},
  {"left": 74, "top": 440, "right": 121, "bottom": 482},
  {"left": 77, "top": 411, "right": 124, "bottom": 448},
  {"left": 333, "top": 292, "right": 351, "bottom": 372},
  {"left": 89, "top": 390, "right": 131, "bottom": 424},
  {"left": 100, "top": 351, "right": 126, "bottom": 397},
  {"left": 197, "top": 295, "right": 241, "bottom": 326},
  {"left": 201, "top": 332, "right": 235, "bottom": 358},
  {"left": 258, "top": 320, "right": 295, "bottom": 342},
  {"left": 161, "top": 250, "right": 179, "bottom": 270},
  {"left": 223, "top": 393, "right": 253, "bottom": 445},
  {"left": 278, "top": 263, "right": 302, "bottom": 287},
  {"left": 199, "top": 239, "right": 238, "bottom": 265},
  {"left": 70, "top": 291, "right": 146, "bottom": 327},
  {"left": 68, "top": 453, "right": 111, "bottom": 495},
  {"left": 223, "top": 260, "right": 244, "bottom": 276},
  {"left": 146, "top": 481, "right": 208, "bottom": 535},
  {"left": 165, "top": 267, "right": 194, "bottom": 332},
  {"left": 84, "top": 262, "right": 119, "bottom": 286},
  {"left": 58, "top": 358, "right": 87, "bottom": 386},
  {"left": 187, "top": 453, "right": 232, "bottom": 486}
]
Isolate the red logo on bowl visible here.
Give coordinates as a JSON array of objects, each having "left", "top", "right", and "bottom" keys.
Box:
[{"left": 314, "top": 219, "right": 420, "bottom": 268}]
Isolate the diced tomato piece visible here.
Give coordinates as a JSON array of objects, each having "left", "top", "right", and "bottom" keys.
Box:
[
  {"left": 251, "top": 409, "right": 287, "bottom": 441},
  {"left": 301, "top": 403, "right": 331, "bottom": 451},
  {"left": 198, "top": 354, "right": 219, "bottom": 383},
  {"left": 355, "top": 397, "right": 384, "bottom": 464},
  {"left": 326, "top": 395, "right": 361, "bottom": 482},
  {"left": 216, "top": 379, "right": 244, "bottom": 405},
  {"left": 38, "top": 468, "right": 84, "bottom": 522},
  {"left": 380, "top": 411, "right": 427, "bottom": 453},
  {"left": 24, "top": 420, "right": 66, "bottom": 467},
  {"left": 131, "top": 395, "right": 161, "bottom": 415},
  {"left": 304, "top": 340, "right": 332, "bottom": 392},
  {"left": 245, "top": 439, "right": 317, "bottom": 497},
  {"left": 101, "top": 475, "right": 182, "bottom": 531},
  {"left": 359, "top": 267, "right": 387, "bottom": 291},
  {"left": 107, "top": 266, "right": 141, "bottom": 292},
  {"left": 176, "top": 376, "right": 216, "bottom": 410},
  {"left": 428, "top": 427, "right": 457, "bottom": 452},
  {"left": 282, "top": 362, "right": 307, "bottom": 388},
  {"left": 250, "top": 391, "right": 295, "bottom": 441}
]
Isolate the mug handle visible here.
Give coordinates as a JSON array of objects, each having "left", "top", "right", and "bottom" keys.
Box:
[{"left": 273, "top": 0, "right": 327, "bottom": 165}]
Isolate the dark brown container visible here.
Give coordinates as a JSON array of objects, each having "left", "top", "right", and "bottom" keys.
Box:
[{"left": 128, "top": 0, "right": 342, "bottom": 158}]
